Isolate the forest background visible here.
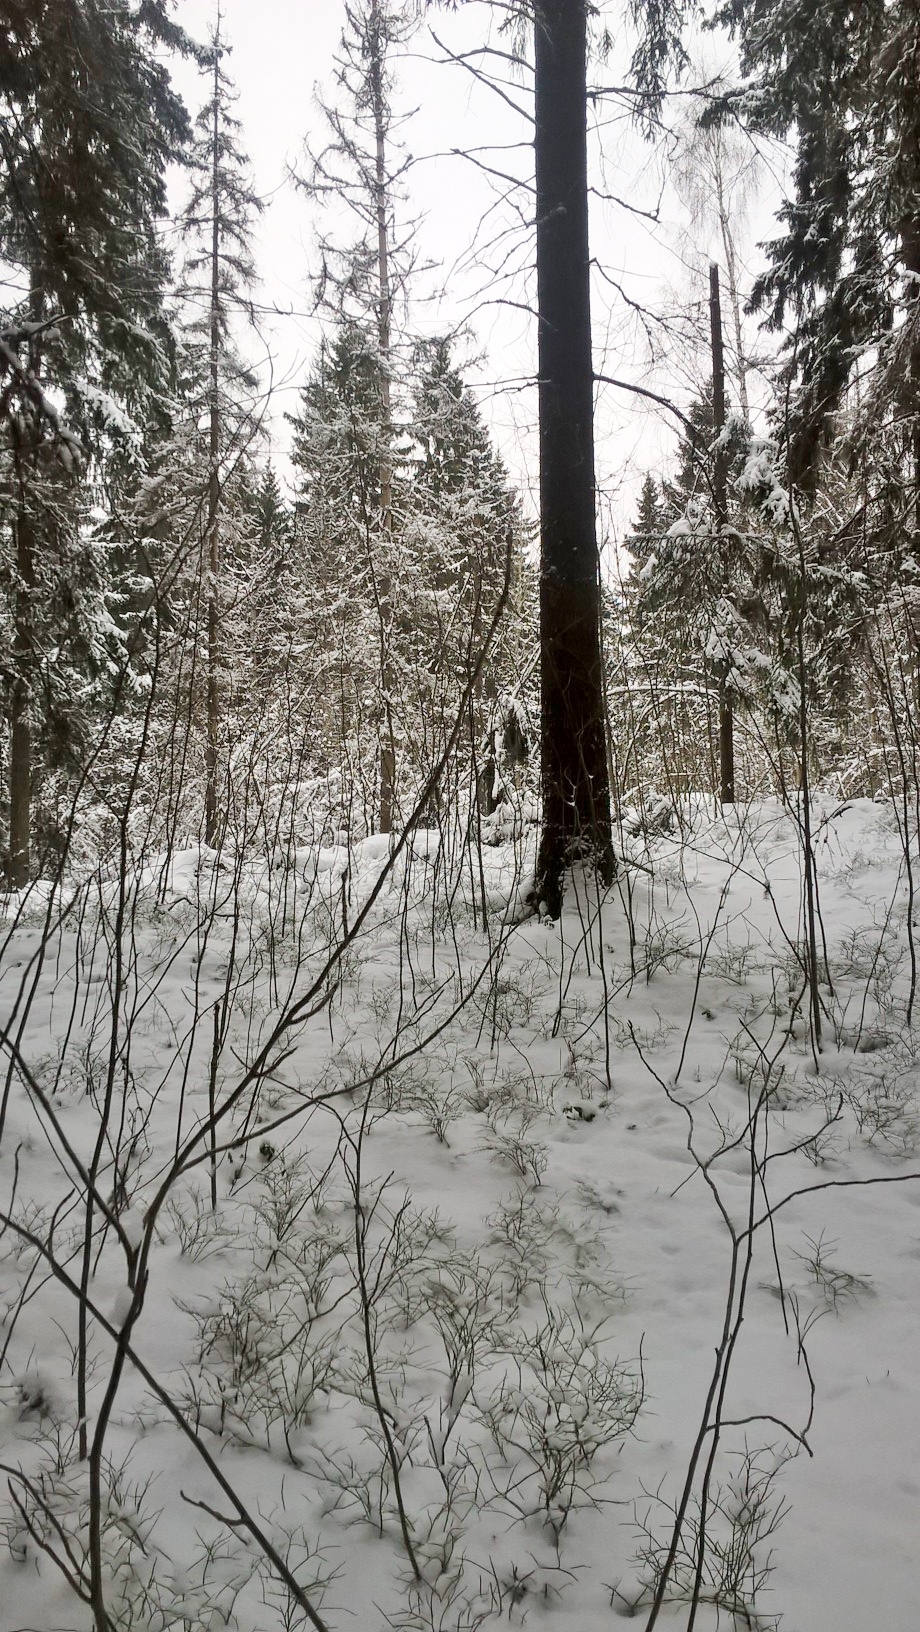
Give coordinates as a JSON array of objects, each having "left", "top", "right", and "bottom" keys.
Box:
[{"left": 2, "top": 2, "right": 920, "bottom": 1630}]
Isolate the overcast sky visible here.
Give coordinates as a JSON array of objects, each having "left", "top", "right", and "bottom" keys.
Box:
[{"left": 169, "top": 1, "right": 777, "bottom": 545}]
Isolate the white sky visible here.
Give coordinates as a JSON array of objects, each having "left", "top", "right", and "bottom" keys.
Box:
[{"left": 170, "top": 1, "right": 781, "bottom": 545}]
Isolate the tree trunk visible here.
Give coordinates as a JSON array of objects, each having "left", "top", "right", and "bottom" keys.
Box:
[
  {"left": 8, "top": 504, "right": 34, "bottom": 888},
  {"left": 532, "top": 0, "right": 614, "bottom": 917},
  {"left": 714, "top": 167, "right": 750, "bottom": 425},
  {"left": 709, "top": 262, "right": 734, "bottom": 806},
  {"left": 370, "top": 0, "right": 397, "bottom": 834},
  {"left": 8, "top": 288, "right": 42, "bottom": 890},
  {"left": 902, "top": 217, "right": 920, "bottom": 558},
  {"left": 372, "top": 5, "right": 392, "bottom": 528},
  {"left": 204, "top": 40, "right": 222, "bottom": 848}
]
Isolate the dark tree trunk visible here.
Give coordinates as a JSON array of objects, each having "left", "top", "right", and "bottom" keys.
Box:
[
  {"left": 8, "top": 504, "right": 33, "bottom": 888},
  {"left": 204, "top": 52, "right": 221, "bottom": 848},
  {"left": 8, "top": 292, "right": 41, "bottom": 890},
  {"left": 897, "top": 216, "right": 920, "bottom": 720},
  {"left": 709, "top": 262, "right": 734, "bottom": 806},
  {"left": 370, "top": 1, "right": 397, "bottom": 834},
  {"left": 902, "top": 217, "right": 920, "bottom": 563},
  {"left": 532, "top": 0, "right": 614, "bottom": 918}
]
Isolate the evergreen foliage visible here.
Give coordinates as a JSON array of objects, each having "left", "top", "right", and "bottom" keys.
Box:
[
  {"left": 288, "top": 323, "right": 529, "bottom": 832},
  {"left": 0, "top": 0, "right": 193, "bottom": 881},
  {"left": 1, "top": 0, "right": 917, "bottom": 875},
  {"left": 717, "top": 0, "right": 920, "bottom": 500},
  {"left": 0, "top": 0, "right": 192, "bottom": 439},
  {"left": 8, "top": 14, "right": 920, "bottom": 1624},
  {"left": 301, "top": 0, "right": 418, "bottom": 333},
  {"left": 290, "top": 322, "right": 395, "bottom": 553}
]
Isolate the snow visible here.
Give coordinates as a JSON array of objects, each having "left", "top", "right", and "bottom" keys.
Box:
[
  {"left": 73, "top": 378, "right": 141, "bottom": 442},
  {"left": 0, "top": 797, "right": 919, "bottom": 1630},
  {"left": 736, "top": 437, "right": 795, "bottom": 527}
]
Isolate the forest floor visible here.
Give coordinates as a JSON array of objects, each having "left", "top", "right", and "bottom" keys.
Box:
[{"left": 0, "top": 794, "right": 918, "bottom": 1632}]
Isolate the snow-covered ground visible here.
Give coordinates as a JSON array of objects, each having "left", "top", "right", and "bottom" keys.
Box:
[{"left": 1, "top": 796, "right": 918, "bottom": 1631}]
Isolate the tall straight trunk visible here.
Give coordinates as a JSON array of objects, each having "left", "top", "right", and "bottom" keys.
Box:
[
  {"left": 714, "top": 169, "right": 750, "bottom": 425},
  {"left": 204, "top": 42, "right": 222, "bottom": 847},
  {"left": 902, "top": 218, "right": 920, "bottom": 563},
  {"left": 8, "top": 283, "right": 42, "bottom": 889},
  {"left": 372, "top": 9, "right": 392, "bottom": 528},
  {"left": 709, "top": 262, "right": 734, "bottom": 806},
  {"left": 532, "top": 0, "right": 614, "bottom": 918},
  {"left": 8, "top": 503, "right": 34, "bottom": 888},
  {"left": 369, "top": 0, "right": 396, "bottom": 833},
  {"left": 896, "top": 216, "right": 920, "bottom": 720}
]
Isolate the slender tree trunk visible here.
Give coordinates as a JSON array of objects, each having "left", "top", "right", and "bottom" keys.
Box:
[
  {"left": 204, "top": 41, "right": 222, "bottom": 848},
  {"left": 369, "top": 1, "right": 397, "bottom": 834},
  {"left": 8, "top": 503, "right": 34, "bottom": 888},
  {"left": 902, "top": 217, "right": 920, "bottom": 560},
  {"left": 714, "top": 169, "right": 750, "bottom": 424},
  {"left": 710, "top": 262, "right": 735, "bottom": 806},
  {"left": 8, "top": 285, "right": 42, "bottom": 890},
  {"left": 532, "top": 0, "right": 614, "bottom": 917},
  {"left": 372, "top": 15, "right": 392, "bottom": 528}
]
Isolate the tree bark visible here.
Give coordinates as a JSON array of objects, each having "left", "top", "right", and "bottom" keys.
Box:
[
  {"left": 709, "top": 262, "right": 735, "bottom": 806},
  {"left": 901, "top": 218, "right": 920, "bottom": 558},
  {"left": 532, "top": 0, "right": 614, "bottom": 917},
  {"left": 8, "top": 504, "right": 34, "bottom": 888},
  {"left": 204, "top": 37, "right": 222, "bottom": 848},
  {"left": 370, "top": 0, "right": 397, "bottom": 834},
  {"left": 8, "top": 287, "right": 42, "bottom": 890},
  {"left": 714, "top": 167, "right": 750, "bottom": 425}
]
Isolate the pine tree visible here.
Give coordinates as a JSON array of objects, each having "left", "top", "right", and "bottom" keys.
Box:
[{"left": 531, "top": 0, "right": 614, "bottom": 916}]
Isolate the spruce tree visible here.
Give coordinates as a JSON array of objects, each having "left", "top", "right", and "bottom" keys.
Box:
[
  {"left": 717, "top": 0, "right": 918, "bottom": 499},
  {"left": 296, "top": 0, "right": 418, "bottom": 830},
  {"left": 177, "top": 16, "right": 263, "bottom": 845},
  {"left": 408, "top": 337, "right": 527, "bottom": 810},
  {"left": 288, "top": 325, "right": 393, "bottom": 815},
  {"left": 627, "top": 473, "right": 667, "bottom": 577},
  {"left": 290, "top": 321, "right": 396, "bottom": 601},
  {"left": 625, "top": 382, "right": 758, "bottom": 798},
  {"left": 0, "top": 0, "right": 192, "bottom": 884},
  {"left": 410, "top": 336, "right": 518, "bottom": 597},
  {"left": 251, "top": 464, "right": 293, "bottom": 555}
]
